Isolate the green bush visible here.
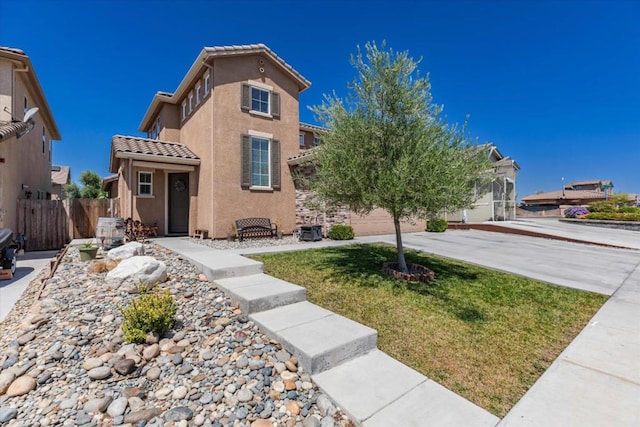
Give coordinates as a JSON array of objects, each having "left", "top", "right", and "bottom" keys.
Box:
[
  {"left": 119, "top": 285, "right": 177, "bottom": 343},
  {"left": 327, "top": 224, "right": 355, "bottom": 240},
  {"left": 584, "top": 212, "right": 640, "bottom": 221},
  {"left": 426, "top": 218, "right": 448, "bottom": 232},
  {"left": 617, "top": 206, "right": 640, "bottom": 214}
]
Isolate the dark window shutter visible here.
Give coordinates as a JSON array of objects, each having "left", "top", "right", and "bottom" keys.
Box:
[
  {"left": 241, "top": 135, "right": 251, "bottom": 187},
  {"left": 271, "top": 139, "right": 281, "bottom": 189},
  {"left": 271, "top": 92, "right": 280, "bottom": 118},
  {"left": 241, "top": 84, "right": 250, "bottom": 111}
]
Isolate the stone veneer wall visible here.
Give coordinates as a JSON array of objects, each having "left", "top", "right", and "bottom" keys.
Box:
[{"left": 295, "top": 188, "right": 350, "bottom": 236}]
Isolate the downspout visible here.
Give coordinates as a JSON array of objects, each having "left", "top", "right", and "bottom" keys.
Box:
[{"left": 203, "top": 60, "right": 214, "bottom": 237}]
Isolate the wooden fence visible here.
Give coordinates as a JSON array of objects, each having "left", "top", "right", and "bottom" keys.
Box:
[{"left": 16, "top": 199, "right": 120, "bottom": 251}]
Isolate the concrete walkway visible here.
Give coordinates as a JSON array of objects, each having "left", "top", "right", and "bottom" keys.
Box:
[
  {"left": 155, "top": 237, "right": 498, "bottom": 426},
  {"left": 0, "top": 250, "right": 58, "bottom": 323}
]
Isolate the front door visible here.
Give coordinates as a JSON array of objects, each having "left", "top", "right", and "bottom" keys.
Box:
[{"left": 168, "top": 173, "right": 189, "bottom": 234}]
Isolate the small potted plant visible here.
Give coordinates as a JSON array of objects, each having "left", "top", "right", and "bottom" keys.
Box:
[{"left": 79, "top": 241, "right": 98, "bottom": 261}]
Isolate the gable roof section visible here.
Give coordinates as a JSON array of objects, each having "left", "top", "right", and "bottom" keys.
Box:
[
  {"left": 139, "top": 44, "right": 311, "bottom": 132},
  {"left": 109, "top": 135, "right": 200, "bottom": 173},
  {"left": 51, "top": 165, "right": 70, "bottom": 185},
  {"left": 521, "top": 189, "right": 606, "bottom": 203},
  {"left": 0, "top": 121, "right": 29, "bottom": 142},
  {"left": 0, "top": 46, "right": 61, "bottom": 140}
]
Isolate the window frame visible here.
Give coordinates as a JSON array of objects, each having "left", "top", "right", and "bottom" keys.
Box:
[
  {"left": 250, "top": 87, "right": 270, "bottom": 115},
  {"left": 188, "top": 91, "right": 194, "bottom": 113},
  {"left": 181, "top": 100, "right": 187, "bottom": 121},
  {"left": 138, "top": 171, "right": 153, "bottom": 196},
  {"left": 42, "top": 127, "right": 46, "bottom": 155},
  {"left": 204, "top": 72, "right": 210, "bottom": 95},
  {"left": 314, "top": 136, "right": 322, "bottom": 147},
  {"left": 299, "top": 134, "right": 305, "bottom": 147},
  {"left": 250, "top": 136, "right": 271, "bottom": 188},
  {"left": 196, "top": 82, "right": 202, "bottom": 105}
]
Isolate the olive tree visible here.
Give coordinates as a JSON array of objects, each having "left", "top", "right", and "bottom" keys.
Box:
[{"left": 311, "top": 42, "right": 492, "bottom": 273}]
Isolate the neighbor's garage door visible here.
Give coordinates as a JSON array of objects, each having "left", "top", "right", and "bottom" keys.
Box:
[{"left": 350, "top": 208, "right": 426, "bottom": 236}]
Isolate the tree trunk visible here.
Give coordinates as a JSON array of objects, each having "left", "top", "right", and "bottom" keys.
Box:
[{"left": 393, "top": 215, "right": 408, "bottom": 273}]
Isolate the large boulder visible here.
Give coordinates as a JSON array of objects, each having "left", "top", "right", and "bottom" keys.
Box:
[
  {"left": 107, "top": 242, "right": 144, "bottom": 260},
  {"left": 106, "top": 256, "right": 167, "bottom": 286}
]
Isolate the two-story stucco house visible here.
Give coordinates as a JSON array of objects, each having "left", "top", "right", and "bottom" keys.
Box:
[
  {"left": 0, "top": 47, "right": 61, "bottom": 231},
  {"left": 109, "top": 44, "right": 310, "bottom": 238}
]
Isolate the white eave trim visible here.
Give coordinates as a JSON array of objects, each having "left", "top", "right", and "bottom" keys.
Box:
[
  {"left": 132, "top": 160, "right": 195, "bottom": 172},
  {"left": 115, "top": 151, "right": 200, "bottom": 166}
]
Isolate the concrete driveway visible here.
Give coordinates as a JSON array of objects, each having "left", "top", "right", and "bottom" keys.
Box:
[
  {"left": 0, "top": 250, "right": 58, "bottom": 322},
  {"left": 372, "top": 229, "right": 640, "bottom": 296}
]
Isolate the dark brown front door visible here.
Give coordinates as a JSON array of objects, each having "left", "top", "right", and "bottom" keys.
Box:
[{"left": 168, "top": 173, "right": 189, "bottom": 234}]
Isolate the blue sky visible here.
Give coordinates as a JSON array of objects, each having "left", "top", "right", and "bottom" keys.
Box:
[{"left": 1, "top": 0, "right": 638, "bottom": 200}]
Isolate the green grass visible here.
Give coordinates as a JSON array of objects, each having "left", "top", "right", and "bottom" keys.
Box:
[{"left": 253, "top": 244, "right": 607, "bottom": 417}]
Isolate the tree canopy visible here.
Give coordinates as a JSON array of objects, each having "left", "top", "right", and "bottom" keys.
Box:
[
  {"left": 64, "top": 170, "right": 107, "bottom": 199},
  {"left": 311, "top": 41, "right": 492, "bottom": 272}
]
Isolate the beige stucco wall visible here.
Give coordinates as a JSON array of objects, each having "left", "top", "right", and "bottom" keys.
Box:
[
  {"left": 0, "top": 59, "right": 53, "bottom": 232},
  {"left": 158, "top": 104, "right": 181, "bottom": 143}
]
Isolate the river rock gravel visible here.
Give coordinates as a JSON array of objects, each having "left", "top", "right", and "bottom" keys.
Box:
[{"left": 0, "top": 243, "right": 353, "bottom": 427}]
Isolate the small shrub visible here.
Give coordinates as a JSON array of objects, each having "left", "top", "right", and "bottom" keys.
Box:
[
  {"left": 585, "top": 212, "right": 640, "bottom": 221},
  {"left": 617, "top": 206, "right": 640, "bottom": 214},
  {"left": 564, "top": 206, "right": 589, "bottom": 218},
  {"left": 119, "top": 285, "right": 177, "bottom": 343},
  {"left": 426, "top": 218, "right": 448, "bottom": 232},
  {"left": 328, "top": 224, "right": 354, "bottom": 240}
]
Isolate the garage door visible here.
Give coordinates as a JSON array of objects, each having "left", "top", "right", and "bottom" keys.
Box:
[{"left": 350, "top": 208, "right": 426, "bottom": 236}]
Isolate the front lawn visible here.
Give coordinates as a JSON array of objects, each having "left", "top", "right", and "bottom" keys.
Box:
[{"left": 253, "top": 244, "right": 607, "bottom": 417}]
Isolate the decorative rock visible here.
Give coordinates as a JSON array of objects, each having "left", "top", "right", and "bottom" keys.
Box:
[
  {"left": 251, "top": 420, "right": 274, "bottom": 427},
  {"left": 281, "top": 371, "right": 298, "bottom": 382},
  {"left": 124, "top": 408, "right": 162, "bottom": 424},
  {"left": 237, "top": 389, "right": 253, "bottom": 402},
  {"left": 114, "top": 358, "right": 136, "bottom": 375},
  {"left": 194, "top": 413, "right": 206, "bottom": 426},
  {"left": 0, "top": 371, "right": 16, "bottom": 394},
  {"left": 106, "top": 255, "right": 168, "bottom": 285},
  {"left": 236, "top": 406, "right": 249, "bottom": 419},
  {"left": 164, "top": 406, "right": 194, "bottom": 421},
  {"left": 273, "top": 381, "right": 285, "bottom": 393},
  {"left": 17, "top": 332, "right": 36, "bottom": 345},
  {"left": 285, "top": 360, "right": 298, "bottom": 372},
  {"left": 143, "top": 343, "right": 160, "bottom": 360},
  {"left": 172, "top": 385, "right": 188, "bottom": 399},
  {"left": 146, "top": 366, "right": 161, "bottom": 380},
  {"left": 88, "top": 366, "right": 112, "bottom": 380},
  {"left": 0, "top": 407, "right": 18, "bottom": 423},
  {"left": 107, "top": 241, "right": 144, "bottom": 260},
  {"left": 107, "top": 397, "right": 129, "bottom": 418},
  {"left": 83, "top": 357, "right": 104, "bottom": 371},
  {"left": 316, "top": 394, "right": 335, "bottom": 417},
  {"left": 285, "top": 380, "right": 297, "bottom": 391},
  {"left": 303, "top": 416, "right": 322, "bottom": 427},
  {"left": 84, "top": 396, "right": 113, "bottom": 413},
  {"left": 6, "top": 375, "right": 36, "bottom": 396},
  {"left": 286, "top": 401, "right": 300, "bottom": 415}
]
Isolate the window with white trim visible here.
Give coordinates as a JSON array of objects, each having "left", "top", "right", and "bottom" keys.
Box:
[
  {"left": 196, "top": 82, "right": 202, "bottom": 104},
  {"left": 181, "top": 100, "right": 187, "bottom": 121},
  {"left": 188, "top": 91, "right": 194, "bottom": 113},
  {"left": 241, "top": 83, "right": 279, "bottom": 118},
  {"left": 299, "top": 134, "right": 305, "bottom": 147},
  {"left": 251, "top": 87, "right": 270, "bottom": 114},
  {"left": 314, "top": 136, "right": 322, "bottom": 146},
  {"left": 138, "top": 171, "right": 153, "bottom": 196},
  {"left": 204, "top": 72, "right": 210, "bottom": 95},
  {"left": 251, "top": 137, "right": 270, "bottom": 187}
]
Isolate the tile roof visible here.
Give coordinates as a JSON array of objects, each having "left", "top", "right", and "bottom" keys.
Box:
[
  {"left": 51, "top": 165, "right": 70, "bottom": 185},
  {"left": 287, "top": 148, "right": 318, "bottom": 166},
  {"left": 0, "top": 121, "right": 30, "bottom": 141},
  {"left": 0, "top": 46, "right": 26, "bottom": 56},
  {"left": 521, "top": 189, "right": 607, "bottom": 203},
  {"left": 112, "top": 135, "right": 199, "bottom": 160},
  {"left": 299, "top": 122, "right": 327, "bottom": 133}
]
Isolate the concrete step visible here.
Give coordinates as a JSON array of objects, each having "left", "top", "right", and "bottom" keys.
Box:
[
  {"left": 250, "top": 301, "right": 378, "bottom": 374},
  {"left": 214, "top": 273, "right": 307, "bottom": 314},
  {"left": 313, "top": 350, "right": 499, "bottom": 427},
  {"left": 153, "top": 238, "right": 263, "bottom": 279}
]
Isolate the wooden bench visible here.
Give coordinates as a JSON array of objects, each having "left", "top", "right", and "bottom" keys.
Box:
[{"left": 235, "top": 218, "right": 277, "bottom": 242}]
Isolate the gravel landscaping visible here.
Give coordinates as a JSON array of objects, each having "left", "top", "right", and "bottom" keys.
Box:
[{"left": 0, "top": 243, "right": 353, "bottom": 427}]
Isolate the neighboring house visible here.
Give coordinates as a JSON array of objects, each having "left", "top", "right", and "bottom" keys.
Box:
[
  {"left": 51, "top": 165, "right": 70, "bottom": 200},
  {"left": 109, "top": 44, "right": 310, "bottom": 237},
  {"left": 0, "top": 46, "right": 61, "bottom": 231},
  {"left": 101, "top": 174, "right": 119, "bottom": 199},
  {"left": 522, "top": 180, "right": 614, "bottom": 208}
]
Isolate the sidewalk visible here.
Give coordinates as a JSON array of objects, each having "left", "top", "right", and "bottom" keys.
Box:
[{"left": 0, "top": 250, "right": 58, "bottom": 322}]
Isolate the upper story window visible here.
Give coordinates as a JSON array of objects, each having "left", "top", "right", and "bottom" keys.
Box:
[
  {"left": 181, "top": 100, "right": 187, "bottom": 121},
  {"left": 251, "top": 88, "right": 269, "bottom": 114},
  {"left": 42, "top": 127, "right": 46, "bottom": 155},
  {"left": 138, "top": 171, "right": 153, "bottom": 196},
  {"left": 204, "top": 72, "right": 211, "bottom": 95},
  {"left": 155, "top": 117, "right": 161, "bottom": 138},
  {"left": 196, "top": 82, "right": 202, "bottom": 105},
  {"left": 241, "top": 83, "right": 280, "bottom": 118},
  {"left": 188, "top": 91, "right": 194, "bottom": 113},
  {"left": 299, "top": 134, "right": 305, "bottom": 147},
  {"left": 314, "top": 136, "right": 322, "bottom": 147},
  {"left": 24, "top": 96, "right": 28, "bottom": 114}
]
